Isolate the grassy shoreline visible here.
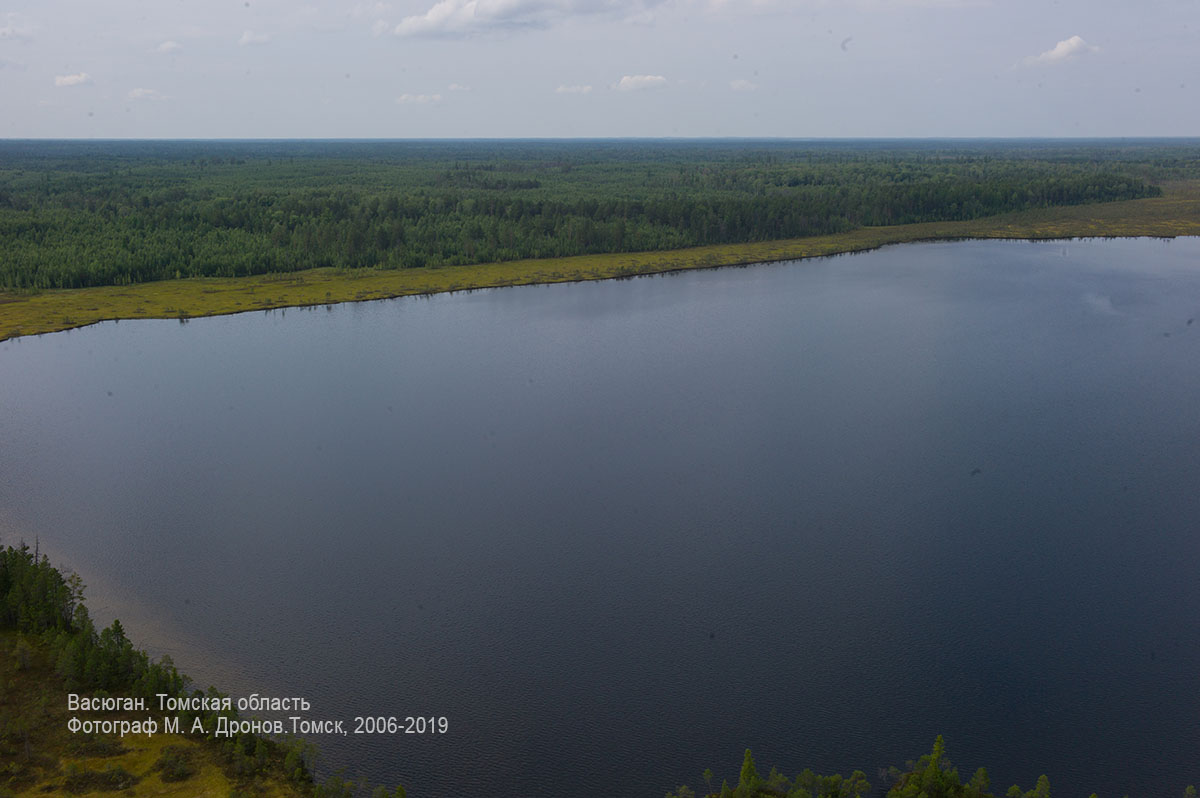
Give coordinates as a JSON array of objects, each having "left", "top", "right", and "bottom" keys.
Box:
[{"left": 3, "top": 180, "right": 1199, "bottom": 343}]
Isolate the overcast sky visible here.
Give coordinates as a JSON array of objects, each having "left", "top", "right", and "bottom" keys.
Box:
[{"left": 1, "top": 0, "right": 1196, "bottom": 138}]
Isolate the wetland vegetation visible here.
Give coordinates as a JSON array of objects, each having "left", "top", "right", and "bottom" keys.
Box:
[
  {"left": 5, "top": 140, "right": 1200, "bottom": 795},
  {"left": 2, "top": 139, "right": 1199, "bottom": 340}
]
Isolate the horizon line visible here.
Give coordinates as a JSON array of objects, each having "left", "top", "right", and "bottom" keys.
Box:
[{"left": 3, "top": 135, "right": 1200, "bottom": 143}]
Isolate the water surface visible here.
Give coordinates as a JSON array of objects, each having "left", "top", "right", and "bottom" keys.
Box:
[{"left": 2, "top": 238, "right": 1199, "bottom": 796}]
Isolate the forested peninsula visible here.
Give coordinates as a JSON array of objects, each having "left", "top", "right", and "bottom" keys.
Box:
[
  {"left": 0, "top": 541, "right": 406, "bottom": 798},
  {"left": 2, "top": 543, "right": 1197, "bottom": 797},
  {"left": 2, "top": 139, "right": 1200, "bottom": 341}
]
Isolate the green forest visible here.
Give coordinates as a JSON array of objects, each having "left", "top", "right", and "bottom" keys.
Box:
[{"left": 2, "top": 139, "right": 1197, "bottom": 290}]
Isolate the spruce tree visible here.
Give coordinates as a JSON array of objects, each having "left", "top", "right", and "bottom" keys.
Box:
[{"left": 739, "top": 749, "right": 760, "bottom": 790}]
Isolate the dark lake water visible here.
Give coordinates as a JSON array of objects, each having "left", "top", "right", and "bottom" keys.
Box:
[{"left": 2, "top": 238, "right": 1199, "bottom": 797}]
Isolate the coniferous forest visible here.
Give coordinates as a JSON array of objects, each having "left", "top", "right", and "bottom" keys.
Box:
[
  {"left": 4, "top": 140, "right": 1200, "bottom": 796},
  {"left": 2, "top": 139, "right": 1197, "bottom": 291}
]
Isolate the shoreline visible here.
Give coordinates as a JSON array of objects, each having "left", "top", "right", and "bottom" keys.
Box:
[{"left": 3, "top": 180, "right": 1199, "bottom": 343}]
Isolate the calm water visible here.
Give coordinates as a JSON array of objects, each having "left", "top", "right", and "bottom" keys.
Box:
[{"left": 2, "top": 239, "right": 1199, "bottom": 797}]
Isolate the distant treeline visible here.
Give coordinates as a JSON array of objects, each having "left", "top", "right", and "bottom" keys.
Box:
[{"left": 2, "top": 140, "right": 1196, "bottom": 290}]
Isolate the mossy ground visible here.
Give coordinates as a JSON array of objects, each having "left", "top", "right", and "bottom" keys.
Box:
[
  {"left": 3, "top": 181, "right": 1199, "bottom": 343},
  {"left": 0, "top": 631, "right": 302, "bottom": 798}
]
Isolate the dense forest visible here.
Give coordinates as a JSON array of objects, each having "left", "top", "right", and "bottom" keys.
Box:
[{"left": 1, "top": 139, "right": 1197, "bottom": 290}]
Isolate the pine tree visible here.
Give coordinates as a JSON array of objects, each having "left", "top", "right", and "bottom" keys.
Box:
[{"left": 739, "top": 749, "right": 761, "bottom": 790}]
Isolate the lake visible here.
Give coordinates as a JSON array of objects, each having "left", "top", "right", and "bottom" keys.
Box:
[{"left": 2, "top": 238, "right": 1198, "bottom": 797}]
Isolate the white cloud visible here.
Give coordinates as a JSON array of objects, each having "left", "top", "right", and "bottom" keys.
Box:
[
  {"left": 396, "top": 93, "right": 443, "bottom": 103},
  {"left": 448, "top": 82, "right": 471, "bottom": 91},
  {"left": 54, "top": 72, "right": 92, "bottom": 87},
  {"left": 729, "top": 79, "right": 757, "bottom": 91},
  {"left": 128, "top": 87, "right": 169, "bottom": 101},
  {"left": 396, "top": 0, "right": 544, "bottom": 37},
  {"left": 1024, "top": 35, "right": 1098, "bottom": 66},
  {"left": 555, "top": 84, "right": 593, "bottom": 94},
  {"left": 0, "top": 13, "right": 34, "bottom": 42},
  {"left": 615, "top": 74, "right": 666, "bottom": 91},
  {"left": 155, "top": 40, "right": 182, "bottom": 54},
  {"left": 394, "top": 0, "right": 665, "bottom": 38},
  {"left": 372, "top": 19, "right": 392, "bottom": 36},
  {"left": 238, "top": 30, "right": 271, "bottom": 46}
]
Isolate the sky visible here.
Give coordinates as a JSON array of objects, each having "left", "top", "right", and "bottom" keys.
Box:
[{"left": 0, "top": 0, "right": 1196, "bottom": 138}]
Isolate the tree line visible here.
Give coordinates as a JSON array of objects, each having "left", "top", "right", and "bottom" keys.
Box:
[
  {"left": 669, "top": 739, "right": 1197, "bottom": 798},
  {"left": 1, "top": 140, "right": 1190, "bottom": 290}
]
